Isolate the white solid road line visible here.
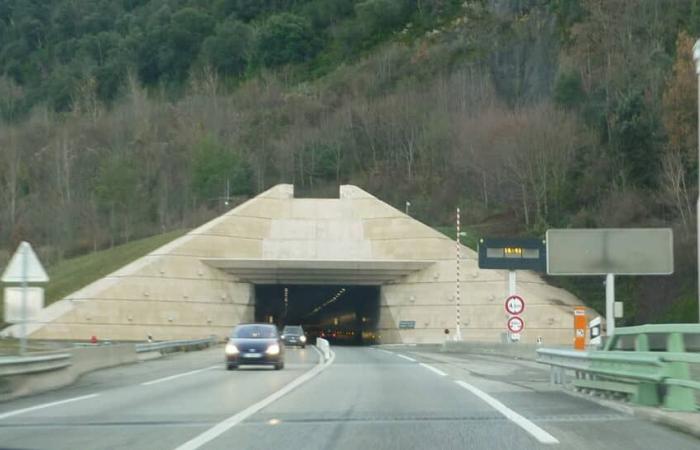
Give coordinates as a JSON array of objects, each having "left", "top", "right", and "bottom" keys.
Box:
[
  {"left": 0, "top": 393, "right": 100, "bottom": 420},
  {"left": 454, "top": 380, "right": 559, "bottom": 445},
  {"left": 141, "top": 365, "right": 219, "bottom": 386},
  {"left": 396, "top": 353, "right": 416, "bottom": 362},
  {"left": 419, "top": 362, "right": 447, "bottom": 376},
  {"left": 174, "top": 346, "right": 335, "bottom": 450}
]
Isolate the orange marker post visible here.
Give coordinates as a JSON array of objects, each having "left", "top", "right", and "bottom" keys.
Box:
[{"left": 574, "top": 307, "right": 586, "bottom": 350}]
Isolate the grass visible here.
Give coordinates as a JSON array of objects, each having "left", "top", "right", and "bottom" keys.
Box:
[
  {"left": 0, "top": 230, "right": 186, "bottom": 325},
  {"left": 433, "top": 226, "right": 479, "bottom": 250}
]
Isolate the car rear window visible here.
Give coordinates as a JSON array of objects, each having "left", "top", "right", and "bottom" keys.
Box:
[{"left": 231, "top": 325, "right": 278, "bottom": 339}]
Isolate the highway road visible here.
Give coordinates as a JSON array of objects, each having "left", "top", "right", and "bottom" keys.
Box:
[{"left": 0, "top": 345, "right": 698, "bottom": 449}]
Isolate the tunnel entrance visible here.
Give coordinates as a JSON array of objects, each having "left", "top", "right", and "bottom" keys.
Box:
[{"left": 254, "top": 285, "right": 380, "bottom": 345}]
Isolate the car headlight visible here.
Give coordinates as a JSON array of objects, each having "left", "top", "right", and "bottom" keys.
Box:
[
  {"left": 266, "top": 344, "right": 280, "bottom": 355},
  {"left": 300, "top": 336, "right": 307, "bottom": 342},
  {"left": 225, "top": 342, "right": 239, "bottom": 355}
]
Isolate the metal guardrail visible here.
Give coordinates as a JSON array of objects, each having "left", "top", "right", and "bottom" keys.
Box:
[
  {"left": 0, "top": 353, "right": 71, "bottom": 376},
  {"left": 135, "top": 337, "right": 218, "bottom": 354},
  {"left": 537, "top": 324, "right": 700, "bottom": 411}
]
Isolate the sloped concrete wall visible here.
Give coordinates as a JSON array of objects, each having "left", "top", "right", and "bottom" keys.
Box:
[{"left": 3, "top": 184, "right": 587, "bottom": 345}]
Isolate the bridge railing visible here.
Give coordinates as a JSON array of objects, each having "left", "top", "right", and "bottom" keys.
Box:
[{"left": 537, "top": 324, "right": 700, "bottom": 411}]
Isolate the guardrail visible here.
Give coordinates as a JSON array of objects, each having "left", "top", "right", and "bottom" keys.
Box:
[
  {"left": 135, "top": 336, "right": 218, "bottom": 354},
  {"left": 536, "top": 324, "right": 700, "bottom": 411},
  {"left": 316, "top": 338, "right": 330, "bottom": 361},
  {"left": 0, "top": 353, "right": 71, "bottom": 376}
]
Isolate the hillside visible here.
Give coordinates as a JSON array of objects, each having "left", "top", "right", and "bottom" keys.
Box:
[{"left": 0, "top": 0, "right": 699, "bottom": 323}]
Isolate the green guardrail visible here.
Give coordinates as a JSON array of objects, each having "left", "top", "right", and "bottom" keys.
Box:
[{"left": 537, "top": 324, "right": 700, "bottom": 412}]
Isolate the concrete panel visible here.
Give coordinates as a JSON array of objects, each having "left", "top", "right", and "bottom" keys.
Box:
[
  {"left": 371, "top": 238, "right": 454, "bottom": 259},
  {"left": 172, "top": 235, "right": 262, "bottom": 258},
  {"left": 363, "top": 217, "right": 442, "bottom": 240},
  {"left": 199, "top": 216, "right": 270, "bottom": 239}
]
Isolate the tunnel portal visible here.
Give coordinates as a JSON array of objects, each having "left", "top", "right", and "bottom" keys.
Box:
[{"left": 254, "top": 285, "right": 380, "bottom": 345}]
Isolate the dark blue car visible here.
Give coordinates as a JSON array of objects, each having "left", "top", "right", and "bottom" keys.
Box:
[{"left": 225, "top": 323, "right": 284, "bottom": 370}]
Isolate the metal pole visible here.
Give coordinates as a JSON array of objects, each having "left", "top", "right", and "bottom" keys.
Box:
[
  {"left": 508, "top": 270, "right": 516, "bottom": 342},
  {"left": 697, "top": 72, "right": 700, "bottom": 323},
  {"left": 455, "top": 207, "right": 462, "bottom": 341},
  {"left": 20, "top": 243, "right": 27, "bottom": 355},
  {"left": 605, "top": 273, "right": 615, "bottom": 337},
  {"left": 508, "top": 271, "right": 516, "bottom": 297}
]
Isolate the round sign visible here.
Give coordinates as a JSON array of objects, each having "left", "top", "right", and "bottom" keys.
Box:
[
  {"left": 507, "top": 316, "right": 524, "bottom": 333},
  {"left": 505, "top": 295, "right": 525, "bottom": 315}
]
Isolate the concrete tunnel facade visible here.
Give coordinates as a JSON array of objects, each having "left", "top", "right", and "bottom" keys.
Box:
[{"left": 2, "top": 184, "right": 586, "bottom": 344}]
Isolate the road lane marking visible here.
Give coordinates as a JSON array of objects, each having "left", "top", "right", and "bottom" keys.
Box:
[
  {"left": 141, "top": 365, "right": 219, "bottom": 386},
  {"left": 419, "top": 363, "right": 447, "bottom": 376},
  {"left": 396, "top": 354, "right": 416, "bottom": 362},
  {"left": 0, "top": 393, "right": 100, "bottom": 420},
  {"left": 174, "top": 347, "right": 335, "bottom": 450},
  {"left": 454, "top": 380, "right": 559, "bottom": 444}
]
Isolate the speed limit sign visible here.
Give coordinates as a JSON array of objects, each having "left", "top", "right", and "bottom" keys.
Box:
[
  {"left": 507, "top": 316, "right": 524, "bottom": 333},
  {"left": 505, "top": 295, "right": 525, "bottom": 315}
]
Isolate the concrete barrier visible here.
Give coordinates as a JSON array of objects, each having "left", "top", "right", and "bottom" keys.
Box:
[{"left": 316, "top": 338, "right": 331, "bottom": 361}]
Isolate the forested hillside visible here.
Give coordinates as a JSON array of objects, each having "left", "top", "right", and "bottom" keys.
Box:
[{"left": 1, "top": 0, "right": 699, "bottom": 323}]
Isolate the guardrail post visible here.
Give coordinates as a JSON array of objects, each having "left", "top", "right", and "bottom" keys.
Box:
[{"left": 663, "top": 332, "right": 696, "bottom": 411}]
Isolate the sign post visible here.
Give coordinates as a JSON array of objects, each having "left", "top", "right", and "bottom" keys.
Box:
[
  {"left": 478, "top": 238, "right": 545, "bottom": 343},
  {"left": 589, "top": 316, "right": 602, "bottom": 347},
  {"left": 547, "top": 229, "right": 673, "bottom": 337},
  {"left": 2, "top": 241, "right": 49, "bottom": 354}
]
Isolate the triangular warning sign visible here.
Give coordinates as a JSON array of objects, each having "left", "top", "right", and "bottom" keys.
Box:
[{"left": 2, "top": 241, "right": 49, "bottom": 283}]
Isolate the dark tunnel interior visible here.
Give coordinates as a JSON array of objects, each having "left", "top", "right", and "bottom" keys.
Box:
[{"left": 254, "top": 285, "right": 380, "bottom": 345}]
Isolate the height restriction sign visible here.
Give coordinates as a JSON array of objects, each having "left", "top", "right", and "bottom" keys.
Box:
[{"left": 505, "top": 295, "right": 525, "bottom": 315}]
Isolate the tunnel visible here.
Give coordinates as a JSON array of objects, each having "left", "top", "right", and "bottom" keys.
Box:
[{"left": 254, "top": 285, "right": 380, "bottom": 345}]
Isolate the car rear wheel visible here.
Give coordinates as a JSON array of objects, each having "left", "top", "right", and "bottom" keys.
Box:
[{"left": 227, "top": 364, "right": 238, "bottom": 370}]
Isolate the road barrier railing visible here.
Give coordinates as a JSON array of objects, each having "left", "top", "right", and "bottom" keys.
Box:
[
  {"left": 537, "top": 324, "right": 700, "bottom": 412},
  {"left": 0, "top": 353, "right": 71, "bottom": 376},
  {"left": 135, "top": 336, "right": 218, "bottom": 354}
]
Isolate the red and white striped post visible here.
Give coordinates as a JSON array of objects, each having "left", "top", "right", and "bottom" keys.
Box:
[{"left": 455, "top": 207, "right": 462, "bottom": 341}]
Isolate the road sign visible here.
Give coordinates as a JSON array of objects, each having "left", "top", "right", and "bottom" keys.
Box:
[
  {"left": 399, "top": 320, "right": 416, "bottom": 329},
  {"left": 589, "top": 317, "right": 602, "bottom": 346},
  {"left": 478, "top": 238, "right": 546, "bottom": 272},
  {"left": 507, "top": 316, "right": 524, "bottom": 333},
  {"left": 2, "top": 242, "right": 49, "bottom": 283},
  {"left": 4, "top": 287, "right": 43, "bottom": 322},
  {"left": 546, "top": 228, "right": 673, "bottom": 276},
  {"left": 505, "top": 295, "right": 525, "bottom": 315}
]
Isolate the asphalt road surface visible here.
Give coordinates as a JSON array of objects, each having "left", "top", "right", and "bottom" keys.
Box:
[{"left": 0, "top": 345, "right": 697, "bottom": 450}]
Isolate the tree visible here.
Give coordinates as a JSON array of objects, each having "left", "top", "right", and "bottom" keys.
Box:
[
  {"left": 201, "top": 20, "right": 252, "bottom": 76},
  {"left": 258, "top": 13, "right": 318, "bottom": 67},
  {"left": 192, "top": 136, "right": 252, "bottom": 204}
]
